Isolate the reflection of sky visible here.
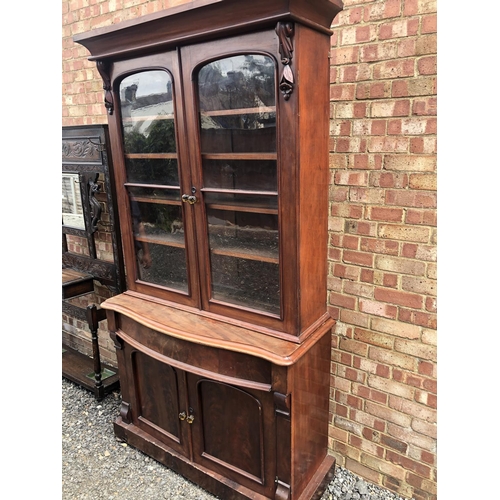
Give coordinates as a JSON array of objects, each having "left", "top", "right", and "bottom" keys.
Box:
[
  {"left": 206, "top": 54, "right": 269, "bottom": 77},
  {"left": 120, "top": 71, "right": 174, "bottom": 137},
  {"left": 121, "top": 70, "right": 171, "bottom": 99},
  {"left": 120, "top": 55, "right": 271, "bottom": 97}
]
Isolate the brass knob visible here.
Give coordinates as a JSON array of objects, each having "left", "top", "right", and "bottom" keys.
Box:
[
  {"left": 182, "top": 194, "right": 197, "bottom": 205},
  {"left": 186, "top": 414, "right": 195, "bottom": 424},
  {"left": 178, "top": 411, "right": 187, "bottom": 421}
]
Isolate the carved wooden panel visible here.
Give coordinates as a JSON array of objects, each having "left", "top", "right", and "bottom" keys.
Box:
[{"left": 62, "top": 137, "right": 104, "bottom": 165}]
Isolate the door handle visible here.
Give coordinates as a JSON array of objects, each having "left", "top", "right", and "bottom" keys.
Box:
[
  {"left": 181, "top": 194, "right": 197, "bottom": 205},
  {"left": 179, "top": 410, "right": 194, "bottom": 423}
]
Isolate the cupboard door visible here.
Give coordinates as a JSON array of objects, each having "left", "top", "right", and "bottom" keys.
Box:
[
  {"left": 111, "top": 53, "right": 200, "bottom": 306},
  {"left": 187, "top": 374, "right": 277, "bottom": 497},
  {"left": 128, "top": 348, "right": 191, "bottom": 458}
]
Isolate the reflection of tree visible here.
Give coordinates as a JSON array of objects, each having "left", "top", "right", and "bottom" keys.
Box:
[
  {"left": 124, "top": 119, "right": 176, "bottom": 153},
  {"left": 124, "top": 120, "right": 178, "bottom": 184},
  {"left": 198, "top": 55, "right": 275, "bottom": 126},
  {"left": 140, "top": 202, "right": 182, "bottom": 235}
]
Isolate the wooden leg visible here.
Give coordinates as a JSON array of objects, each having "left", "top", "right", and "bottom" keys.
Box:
[{"left": 86, "top": 304, "right": 103, "bottom": 400}]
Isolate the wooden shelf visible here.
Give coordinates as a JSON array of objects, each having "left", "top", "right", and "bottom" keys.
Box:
[
  {"left": 62, "top": 343, "right": 120, "bottom": 400},
  {"left": 136, "top": 233, "right": 185, "bottom": 248},
  {"left": 125, "top": 153, "right": 177, "bottom": 159},
  {"left": 62, "top": 268, "right": 94, "bottom": 299},
  {"left": 201, "top": 106, "right": 275, "bottom": 117},
  {"left": 210, "top": 246, "right": 279, "bottom": 264},
  {"left": 201, "top": 153, "right": 276, "bottom": 160},
  {"left": 206, "top": 202, "right": 278, "bottom": 215},
  {"left": 130, "top": 194, "right": 182, "bottom": 206}
]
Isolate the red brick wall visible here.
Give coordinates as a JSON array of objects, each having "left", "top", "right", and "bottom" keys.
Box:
[
  {"left": 62, "top": 1, "right": 437, "bottom": 499},
  {"left": 327, "top": 2, "right": 436, "bottom": 499}
]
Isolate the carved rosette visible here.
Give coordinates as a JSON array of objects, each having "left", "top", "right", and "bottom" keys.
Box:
[
  {"left": 276, "top": 22, "right": 295, "bottom": 101},
  {"left": 96, "top": 60, "right": 114, "bottom": 115}
]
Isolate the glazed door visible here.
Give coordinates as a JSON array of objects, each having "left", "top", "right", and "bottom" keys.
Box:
[
  {"left": 186, "top": 374, "right": 277, "bottom": 498},
  {"left": 181, "top": 30, "right": 292, "bottom": 333},
  {"left": 109, "top": 51, "right": 200, "bottom": 306}
]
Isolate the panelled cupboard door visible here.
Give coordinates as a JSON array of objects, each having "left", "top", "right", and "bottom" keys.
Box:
[
  {"left": 187, "top": 374, "right": 277, "bottom": 498},
  {"left": 125, "top": 346, "right": 191, "bottom": 458},
  {"left": 109, "top": 31, "right": 296, "bottom": 333},
  {"left": 109, "top": 51, "right": 201, "bottom": 308}
]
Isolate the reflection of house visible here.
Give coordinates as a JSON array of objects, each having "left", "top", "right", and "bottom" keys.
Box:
[{"left": 121, "top": 84, "right": 174, "bottom": 137}]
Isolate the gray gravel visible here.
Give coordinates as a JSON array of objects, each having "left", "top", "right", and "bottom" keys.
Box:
[{"left": 62, "top": 378, "right": 412, "bottom": 500}]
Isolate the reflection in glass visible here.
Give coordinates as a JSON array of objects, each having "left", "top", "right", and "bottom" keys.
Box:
[
  {"left": 138, "top": 244, "right": 188, "bottom": 291},
  {"left": 128, "top": 185, "right": 181, "bottom": 202},
  {"left": 198, "top": 55, "right": 276, "bottom": 153},
  {"left": 198, "top": 55, "right": 275, "bottom": 111},
  {"left": 119, "top": 71, "right": 178, "bottom": 181},
  {"left": 203, "top": 159, "right": 277, "bottom": 191},
  {"left": 129, "top": 193, "right": 187, "bottom": 291},
  {"left": 125, "top": 158, "right": 179, "bottom": 186},
  {"left": 211, "top": 254, "right": 280, "bottom": 314},
  {"left": 197, "top": 54, "right": 280, "bottom": 314},
  {"left": 207, "top": 209, "right": 279, "bottom": 260},
  {"left": 118, "top": 70, "right": 189, "bottom": 293},
  {"left": 62, "top": 173, "right": 85, "bottom": 229},
  {"left": 203, "top": 192, "right": 278, "bottom": 212}
]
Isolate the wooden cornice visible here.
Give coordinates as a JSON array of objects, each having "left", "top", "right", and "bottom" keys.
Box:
[{"left": 73, "top": 0, "right": 343, "bottom": 60}]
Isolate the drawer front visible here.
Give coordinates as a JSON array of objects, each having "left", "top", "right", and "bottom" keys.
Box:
[{"left": 118, "top": 314, "right": 273, "bottom": 387}]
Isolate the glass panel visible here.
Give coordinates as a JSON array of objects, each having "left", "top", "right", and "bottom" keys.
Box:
[
  {"left": 120, "top": 71, "right": 177, "bottom": 181},
  {"left": 203, "top": 192, "right": 278, "bottom": 213},
  {"left": 198, "top": 55, "right": 276, "bottom": 111},
  {"left": 203, "top": 159, "right": 277, "bottom": 191},
  {"left": 198, "top": 55, "right": 276, "bottom": 153},
  {"left": 200, "top": 118, "right": 276, "bottom": 153},
  {"left": 128, "top": 185, "right": 181, "bottom": 203},
  {"left": 138, "top": 244, "right": 188, "bottom": 292},
  {"left": 207, "top": 209, "right": 279, "bottom": 260},
  {"left": 125, "top": 158, "right": 179, "bottom": 186},
  {"left": 129, "top": 190, "right": 187, "bottom": 291},
  {"left": 62, "top": 173, "right": 85, "bottom": 229},
  {"left": 211, "top": 254, "right": 280, "bottom": 314}
]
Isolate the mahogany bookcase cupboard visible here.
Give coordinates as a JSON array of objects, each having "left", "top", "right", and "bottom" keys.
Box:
[{"left": 74, "top": 1, "right": 343, "bottom": 498}]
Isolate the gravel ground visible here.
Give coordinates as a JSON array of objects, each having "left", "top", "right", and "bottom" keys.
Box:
[{"left": 62, "top": 378, "right": 412, "bottom": 500}]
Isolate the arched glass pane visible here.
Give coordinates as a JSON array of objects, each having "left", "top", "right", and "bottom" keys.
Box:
[{"left": 120, "top": 71, "right": 178, "bottom": 185}]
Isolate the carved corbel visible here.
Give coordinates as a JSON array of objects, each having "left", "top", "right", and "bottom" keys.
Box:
[
  {"left": 96, "top": 60, "right": 114, "bottom": 115},
  {"left": 276, "top": 22, "right": 295, "bottom": 101},
  {"left": 110, "top": 330, "right": 124, "bottom": 350}
]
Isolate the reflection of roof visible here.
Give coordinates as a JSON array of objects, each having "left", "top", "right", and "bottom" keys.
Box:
[
  {"left": 200, "top": 114, "right": 220, "bottom": 129},
  {"left": 131, "top": 92, "right": 172, "bottom": 110}
]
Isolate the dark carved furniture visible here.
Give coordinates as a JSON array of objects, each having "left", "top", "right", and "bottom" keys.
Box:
[
  {"left": 62, "top": 125, "right": 125, "bottom": 400},
  {"left": 74, "top": 0, "right": 343, "bottom": 497}
]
